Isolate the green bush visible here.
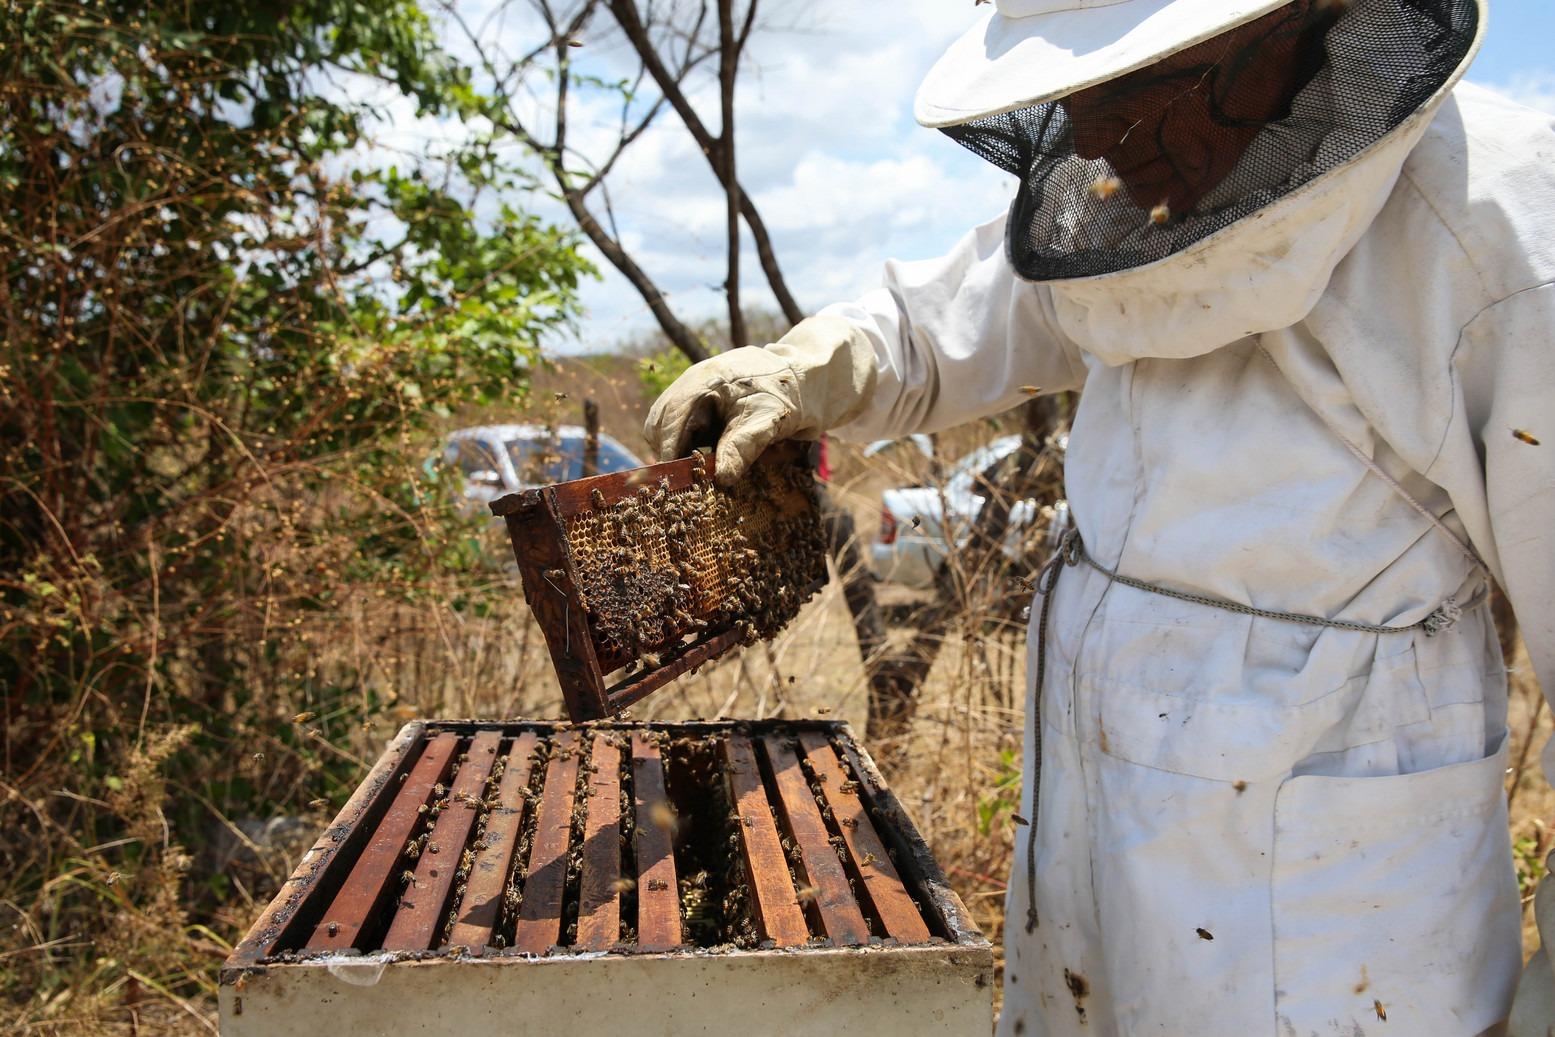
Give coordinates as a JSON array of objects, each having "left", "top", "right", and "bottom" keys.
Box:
[{"left": 0, "top": 1, "right": 590, "bottom": 1024}]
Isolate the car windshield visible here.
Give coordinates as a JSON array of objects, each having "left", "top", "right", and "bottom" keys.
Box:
[
  {"left": 947, "top": 437, "right": 1021, "bottom": 498},
  {"left": 505, "top": 435, "right": 638, "bottom": 484}
]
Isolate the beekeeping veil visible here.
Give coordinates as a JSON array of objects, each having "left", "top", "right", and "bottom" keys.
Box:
[{"left": 917, "top": 0, "right": 1484, "bottom": 322}]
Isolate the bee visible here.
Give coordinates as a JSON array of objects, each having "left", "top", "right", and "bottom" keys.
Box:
[
  {"left": 554, "top": 391, "right": 569, "bottom": 401},
  {"left": 1087, "top": 175, "right": 1122, "bottom": 201},
  {"left": 859, "top": 851, "right": 878, "bottom": 867},
  {"left": 1018, "top": 385, "right": 1042, "bottom": 396},
  {"left": 326, "top": 921, "right": 339, "bottom": 937},
  {"left": 591, "top": 488, "right": 607, "bottom": 508},
  {"left": 815, "top": 706, "right": 831, "bottom": 716},
  {"left": 1373, "top": 1000, "right": 1387, "bottom": 1022},
  {"left": 1231, "top": 780, "right": 1248, "bottom": 794},
  {"left": 611, "top": 877, "right": 637, "bottom": 894},
  {"left": 309, "top": 798, "right": 329, "bottom": 809},
  {"left": 1513, "top": 428, "right": 1541, "bottom": 446},
  {"left": 910, "top": 516, "right": 922, "bottom": 529},
  {"left": 796, "top": 885, "right": 820, "bottom": 904},
  {"left": 544, "top": 568, "right": 566, "bottom": 583},
  {"left": 401, "top": 870, "right": 418, "bottom": 886},
  {"left": 106, "top": 870, "right": 121, "bottom": 886},
  {"left": 1010, "top": 813, "right": 1030, "bottom": 827},
  {"left": 252, "top": 752, "right": 265, "bottom": 764},
  {"left": 292, "top": 711, "right": 318, "bottom": 724},
  {"left": 648, "top": 800, "right": 679, "bottom": 836},
  {"left": 647, "top": 877, "right": 669, "bottom": 891},
  {"left": 1195, "top": 927, "right": 1214, "bottom": 941},
  {"left": 1150, "top": 202, "right": 1171, "bottom": 225}
]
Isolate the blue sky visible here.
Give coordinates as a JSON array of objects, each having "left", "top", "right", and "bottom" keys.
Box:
[
  {"left": 1475, "top": 3, "right": 1555, "bottom": 97},
  {"left": 408, "top": 2, "right": 1555, "bottom": 355}
]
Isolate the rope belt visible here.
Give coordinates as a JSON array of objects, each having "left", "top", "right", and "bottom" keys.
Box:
[{"left": 1022, "top": 526, "right": 1487, "bottom": 934}]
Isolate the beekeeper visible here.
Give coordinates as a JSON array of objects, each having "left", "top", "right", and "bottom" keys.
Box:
[{"left": 646, "top": 0, "right": 1555, "bottom": 1032}]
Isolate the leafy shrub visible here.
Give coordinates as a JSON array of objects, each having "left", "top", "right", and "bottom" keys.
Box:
[{"left": 0, "top": 0, "right": 589, "bottom": 1023}]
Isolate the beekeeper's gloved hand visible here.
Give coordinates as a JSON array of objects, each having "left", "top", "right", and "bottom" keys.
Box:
[{"left": 644, "top": 316, "right": 877, "bottom": 484}]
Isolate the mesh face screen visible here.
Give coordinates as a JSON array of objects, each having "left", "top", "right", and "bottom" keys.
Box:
[{"left": 941, "top": 0, "right": 1478, "bottom": 281}]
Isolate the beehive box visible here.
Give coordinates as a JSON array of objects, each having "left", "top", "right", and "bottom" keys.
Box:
[
  {"left": 491, "top": 442, "right": 828, "bottom": 722},
  {"left": 219, "top": 720, "right": 992, "bottom": 1035}
]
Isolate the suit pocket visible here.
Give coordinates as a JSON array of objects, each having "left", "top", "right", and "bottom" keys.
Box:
[
  {"left": 1269, "top": 734, "right": 1521, "bottom": 1035},
  {"left": 1091, "top": 646, "right": 1433, "bottom": 783}
]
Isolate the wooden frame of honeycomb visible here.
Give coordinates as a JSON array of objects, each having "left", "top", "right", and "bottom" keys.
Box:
[{"left": 490, "top": 442, "right": 828, "bottom": 721}]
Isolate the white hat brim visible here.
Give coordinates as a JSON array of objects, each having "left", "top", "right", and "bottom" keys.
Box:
[{"left": 916, "top": 0, "right": 1297, "bottom": 129}]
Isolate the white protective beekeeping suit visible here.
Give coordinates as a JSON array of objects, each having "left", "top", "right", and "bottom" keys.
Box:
[{"left": 645, "top": 0, "right": 1555, "bottom": 1033}]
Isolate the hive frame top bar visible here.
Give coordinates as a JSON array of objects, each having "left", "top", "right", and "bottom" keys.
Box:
[
  {"left": 489, "top": 442, "right": 827, "bottom": 722},
  {"left": 224, "top": 719, "right": 987, "bottom": 977}
]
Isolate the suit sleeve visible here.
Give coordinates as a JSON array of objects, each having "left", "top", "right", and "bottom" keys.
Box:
[
  {"left": 1454, "top": 285, "right": 1555, "bottom": 766},
  {"left": 821, "top": 210, "right": 1088, "bottom": 443},
  {"left": 1456, "top": 284, "right": 1555, "bottom": 1036}
]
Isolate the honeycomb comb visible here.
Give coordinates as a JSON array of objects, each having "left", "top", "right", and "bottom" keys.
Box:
[{"left": 491, "top": 441, "right": 828, "bottom": 720}]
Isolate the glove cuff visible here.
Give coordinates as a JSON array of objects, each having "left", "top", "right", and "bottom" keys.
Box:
[{"left": 767, "top": 315, "right": 879, "bottom": 434}]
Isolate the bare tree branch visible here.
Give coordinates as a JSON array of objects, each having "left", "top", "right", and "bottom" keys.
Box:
[
  {"left": 716, "top": 0, "right": 746, "bottom": 349},
  {"left": 447, "top": 0, "right": 710, "bottom": 361},
  {"left": 607, "top": 0, "right": 803, "bottom": 326},
  {"left": 734, "top": 0, "right": 758, "bottom": 56}
]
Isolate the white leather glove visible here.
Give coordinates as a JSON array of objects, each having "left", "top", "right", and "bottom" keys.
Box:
[{"left": 644, "top": 315, "right": 877, "bottom": 484}]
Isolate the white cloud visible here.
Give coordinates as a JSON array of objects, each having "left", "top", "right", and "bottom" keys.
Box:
[{"left": 1469, "top": 73, "right": 1555, "bottom": 116}]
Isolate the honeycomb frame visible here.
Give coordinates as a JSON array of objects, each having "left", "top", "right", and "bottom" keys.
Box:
[{"left": 490, "top": 442, "right": 828, "bottom": 721}]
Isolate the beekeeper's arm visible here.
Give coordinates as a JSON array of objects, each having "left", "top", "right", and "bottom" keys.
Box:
[
  {"left": 1459, "top": 285, "right": 1555, "bottom": 1037},
  {"left": 644, "top": 211, "right": 1086, "bottom": 482}
]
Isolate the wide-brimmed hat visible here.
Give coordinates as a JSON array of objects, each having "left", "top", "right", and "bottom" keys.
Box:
[{"left": 916, "top": 0, "right": 1302, "bottom": 128}]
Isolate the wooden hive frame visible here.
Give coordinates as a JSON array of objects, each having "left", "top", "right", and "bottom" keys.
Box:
[
  {"left": 224, "top": 720, "right": 982, "bottom": 964},
  {"left": 489, "top": 442, "right": 827, "bottom": 722},
  {"left": 220, "top": 720, "right": 991, "bottom": 1035}
]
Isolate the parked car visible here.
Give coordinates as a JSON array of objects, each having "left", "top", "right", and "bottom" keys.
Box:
[
  {"left": 434, "top": 424, "right": 644, "bottom": 513},
  {"left": 869, "top": 434, "right": 1069, "bottom": 588}
]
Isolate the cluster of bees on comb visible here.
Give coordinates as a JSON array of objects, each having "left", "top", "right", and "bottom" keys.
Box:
[{"left": 564, "top": 451, "right": 827, "bottom": 670}]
